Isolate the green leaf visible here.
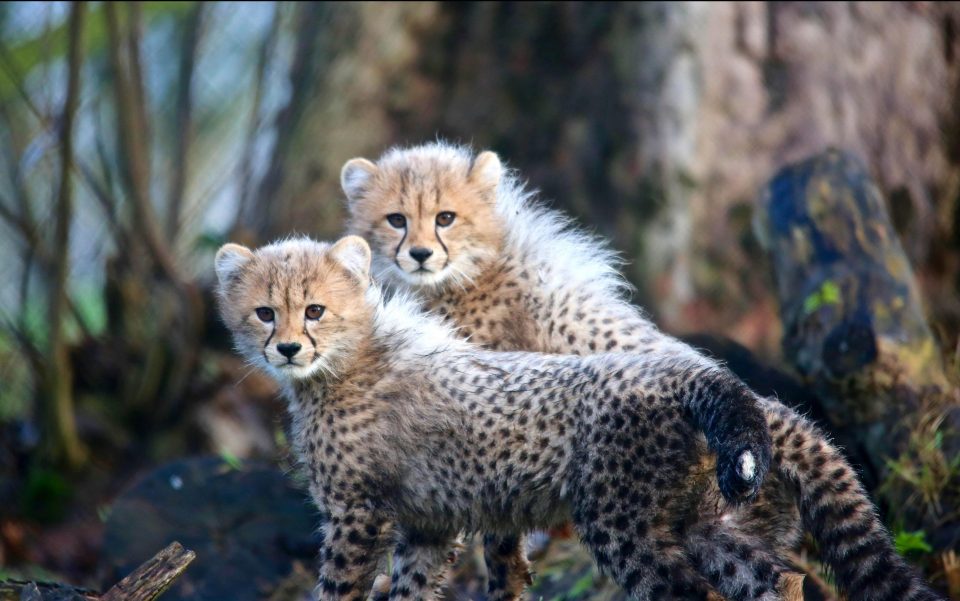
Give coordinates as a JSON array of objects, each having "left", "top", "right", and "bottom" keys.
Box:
[
  {"left": 820, "top": 280, "right": 840, "bottom": 304},
  {"left": 803, "top": 280, "right": 842, "bottom": 315},
  {"left": 196, "top": 230, "right": 228, "bottom": 251},
  {"left": 894, "top": 530, "right": 932, "bottom": 556},
  {"left": 21, "top": 466, "right": 72, "bottom": 523},
  {"left": 219, "top": 449, "right": 243, "bottom": 471},
  {"left": 802, "top": 293, "right": 821, "bottom": 315},
  {"left": 567, "top": 573, "right": 595, "bottom": 598},
  {"left": 70, "top": 283, "right": 107, "bottom": 337},
  {"left": 273, "top": 426, "right": 288, "bottom": 449}
]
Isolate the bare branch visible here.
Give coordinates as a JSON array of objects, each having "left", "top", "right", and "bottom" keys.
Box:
[
  {"left": 77, "top": 161, "right": 126, "bottom": 245},
  {"left": 46, "top": 0, "right": 87, "bottom": 468},
  {"left": 84, "top": 101, "right": 130, "bottom": 247},
  {"left": 104, "top": 3, "right": 205, "bottom": 412},
  {"left": 40, "top": 1, "right": 57, "bottom": 117},
  {"left": 18, "top": 242, "right": 33, "bottom": 327},
  {"left": 233, "top": 2, "right": 280, "bottom": 236},
  {"left": 0, "top": 314, "right": 44, "bottom": 375},
  {"left": 251, "top": 2, "right": 326, "bottom": 240},
  {"left": 0, "top": 197, "right": 31, "bottom": 240},
  {"left": 0, "top": 57, "right": 46, "bottom": 244},
  {"left": 126, "top": 2, "right": 151, "bottom": 170},
  {"left": 0, "top": 43, "right": 118, "bottom": 252},
  {"left": 0, "top": 41, "right": 51, "bottom": 127},
  {"left": 0, "top": 188, "right": 45, "bottom": 258},
  {"left": 166, "top": 2, "right": 205, "bottom": 242},
  {"left": 104, "top": 2, "right": 183, "bottom": 285},
  {"left": 100, "top": 541, "right": 196, "bottom": 601}
]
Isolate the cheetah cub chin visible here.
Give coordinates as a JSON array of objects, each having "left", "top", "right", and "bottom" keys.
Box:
[{"left": 216, "top": 236, "right": 944, "bottom": 601}]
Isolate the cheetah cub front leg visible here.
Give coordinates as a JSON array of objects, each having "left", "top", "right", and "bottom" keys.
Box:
[
  {"left": 317, "top": 504, "right": 391, "bottom": 601},
  {"left": 383, "top": 530, "right": 462, "bottom": 601},
  {"left": 370, "top": 535, "right": 465, "bottom": 601}
]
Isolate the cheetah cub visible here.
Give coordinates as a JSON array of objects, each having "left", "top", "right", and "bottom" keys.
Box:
[
  {"left": 216, "top": 237, "right": 943, "bottom": 601},
  {"left": 341, "top": 143, "right": 946, "bottom": 601},
  {"left": 342, "top": 143, "right": 772, "bottom": 598}
]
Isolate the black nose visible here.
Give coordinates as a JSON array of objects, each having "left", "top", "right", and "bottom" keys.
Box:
[
  {"left": 409, "top": 247, "right": 433, "bottom": 264},
  {"left": 276, "top": 342, "right": 302, "bottom": 358}
]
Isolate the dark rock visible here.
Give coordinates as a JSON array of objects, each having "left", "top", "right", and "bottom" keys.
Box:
[{"left": 101, "top": 456, "right": 318, "bottom": 601}]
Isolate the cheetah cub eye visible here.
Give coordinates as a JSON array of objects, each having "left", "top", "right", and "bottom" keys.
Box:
[
  {"left": 386, "top": 213, "right": 406, "bottom": 229},
  {"left": 255, "top": 307, "right": 274, "bottom": 322},
  {"left": 436, "top": 211, "right": 456, "bottom": 227},
  {"left": 305, "top": 304, "right": 325, "bottom": 320}
]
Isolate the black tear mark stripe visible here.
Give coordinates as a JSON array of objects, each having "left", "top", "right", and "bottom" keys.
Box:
[
  {"left": 263, "top": 323, "right": 276, "bottom": 362},
  {"left": 435, "top": 225, "right": 450, "bottom": 269},
  {"left": 304, "top": 323, "right": 318, "bottom": 357},
  {"left": 394, "top": 226, "right": 408, "bottom": 270}
]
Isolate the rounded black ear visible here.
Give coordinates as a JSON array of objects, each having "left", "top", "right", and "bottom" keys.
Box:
[
  {"left": 215, "top": 243, "right": 254, "bottom": 284},
  {"left": 341, "top": 158, "right": 378, "bottom": 203},
  {"left": 329, "top": 235, "right": 372, "bottom": 282},
  {"left": 469, "top": 151, "right": 502, "bottom": 192}
]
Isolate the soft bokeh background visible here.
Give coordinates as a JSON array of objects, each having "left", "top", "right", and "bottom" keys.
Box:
[{"left": 0, "top": 2, "right": 959, "bottom": 599}]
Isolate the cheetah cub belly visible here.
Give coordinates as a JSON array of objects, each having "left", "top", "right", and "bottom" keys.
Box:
[{"left": 216, "top": 236, "right": 944, "bottom": 601}]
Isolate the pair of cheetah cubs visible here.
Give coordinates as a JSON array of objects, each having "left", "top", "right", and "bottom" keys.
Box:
[{"left": 215, "top": 143, "right": 943, "bottom": 601}]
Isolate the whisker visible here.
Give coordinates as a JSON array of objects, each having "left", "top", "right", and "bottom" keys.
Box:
[{"left": 235, "top": 366, "right": 258, "bottom": 386}]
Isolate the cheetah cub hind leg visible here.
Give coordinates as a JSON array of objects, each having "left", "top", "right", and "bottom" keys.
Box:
[
  {"left": 483, "top": 534, "right": 533, "bottom": 601},
  {"left": 684, "top": 521, "right": 791, "bottom": 601},
  {"left": 776, "top": 572, "right": 805, "bottom": 601},
  {"left": 378, "top": 530, "right": 463, "bottom": 601}
]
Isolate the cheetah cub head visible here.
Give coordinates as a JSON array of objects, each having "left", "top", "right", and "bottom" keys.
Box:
[
  {"left": 214, "top": 236, "right": 374, "bottom": 380},
  {"left": 341, "top": 143, "right": 505, "bottom": 290}
]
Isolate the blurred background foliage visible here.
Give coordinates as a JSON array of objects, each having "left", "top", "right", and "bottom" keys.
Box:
[{"left": 0, "top": 1, "right": 959, "bottom": 599}]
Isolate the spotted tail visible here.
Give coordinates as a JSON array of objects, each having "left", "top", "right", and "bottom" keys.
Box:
[{"left": 759, "top": 398, "right": 945, "bottom": 601}]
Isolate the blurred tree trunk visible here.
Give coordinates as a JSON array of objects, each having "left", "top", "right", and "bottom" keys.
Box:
[
  {"left": 165, "top": 2, "right": 204, "bottom": 243},
  {"left": 246, "top": 2, "right": 327, "bottom": 242},
  {"left": 246, "top": 1, "right": 960, "bottom": 356},
  {"left": 239, "top": 2, "right": 441, "bottom": 244},
  {"left": 45, "top": 0, "right": 86, "bottom": 468}
]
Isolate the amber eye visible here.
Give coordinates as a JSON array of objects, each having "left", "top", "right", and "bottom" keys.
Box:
[
  {"left": 436, "top": 211, "right": 456, "bottom": 227},
  {"left": 386, "top": 213, "right": 406, "bottom": 228},
  {"left": 305, "top": 304, "right": 325, "bottom": 320},
  {"left": 255, "top": 307, "right": 274, "bottom": 322}
]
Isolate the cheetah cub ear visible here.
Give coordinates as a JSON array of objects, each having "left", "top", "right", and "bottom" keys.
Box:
[
  {"left": 329, "top": 235, "right": 372, "bottom": 283},
  {"left": 469, "top": 151, "right": 502, "bottom": 193},
  {"left": 341, "top": 158, "right": 378, "bottom": 203},
  {"left": 215, "top": 243, "right": 255, "bottom": 284}
]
